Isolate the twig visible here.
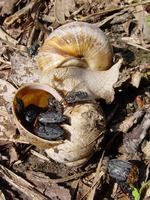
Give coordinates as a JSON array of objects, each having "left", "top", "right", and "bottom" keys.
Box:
[
  {"left": 80, "top": 0, "right": 150, "bottom": 21},
  {"left": 80, "top": 152, "right": 105, "bottom": 200},
  {"left": 26, "top": 170, "right": 91, "bottom": 184},
  {"left": 0, "top": 57, "right": 11, "bottom": 65},
  {"left": 86, "top": 151, "right": 105, "bottom": 200},
  {"left": 27, "top": 26, "right": 36, "bottom": 48},
  {"left": 4, "top": 0, "right": 37, "bottom": 26},
  {"left": 93, "top": 10, "right": 127, "bottom": 28},
  {"left": 124, "top": 41, "right": 150, "bottom": 52},
  {"left": 0, "top": 137, "right": 29, "bottom": 144},
  {"left": 0, "top": 28, "right": 18, "bottom": 46},
  {"left": 30, "top": 149, "right": 50, "bottom": 162},
  {"left": 70, "top": 4, "right": 86, "bottom": 17},
  {"left": 0, "top": 164, "right": 49, "bottom": 200},
  {"left": 41, "top": 15, "right": 55, "bottom": 23}
]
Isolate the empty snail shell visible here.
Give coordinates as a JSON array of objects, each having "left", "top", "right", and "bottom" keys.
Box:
[
  {"left": 37, "top": 21, "right": 122, "bottom": 103},
  {"left": 46, "top": 102, "right": 105, "bottom": 167},
  {"left": 12, "top": 84, "right": 64, "bottom": 149}
]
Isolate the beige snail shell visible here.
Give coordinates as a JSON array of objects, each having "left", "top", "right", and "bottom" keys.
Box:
[
  {"left": 12, "top": 84, "right": 105, "bottom": 167},
  {"left": 12, "top": 22, "right": 123, "bottom": 167},
  {"left": 12, "top": 84, "right": 64, "bottom": 149},
  {"left": 37, "top": 21, "right": 122, "bottom": 103},
  {"left": 37, "top": 21, "right": 113, "bottom": 72},
  {"left": 46, "top": 102, "right": 105, "bottom": 167}
]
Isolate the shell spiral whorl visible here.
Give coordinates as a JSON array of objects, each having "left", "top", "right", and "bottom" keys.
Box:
[
  {"left": 34, "top": 22, "right": 122, "bottom": 167},
  {"left": 37, "top": 21, "right": 113, "bottom": 73},
  {"left": 37, "top": 21, "right": 122, "bottom": 103}
]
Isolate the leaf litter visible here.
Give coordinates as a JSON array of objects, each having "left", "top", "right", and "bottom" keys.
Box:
[{"left": 0, "top": 0, "right": 150, "bottom": 199}]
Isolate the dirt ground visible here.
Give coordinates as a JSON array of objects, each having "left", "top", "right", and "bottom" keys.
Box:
[{"left": 0, "top": 0, "right": 150, "bottom": 199}]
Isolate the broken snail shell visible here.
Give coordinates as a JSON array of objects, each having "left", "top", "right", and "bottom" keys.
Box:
[
  {"left": 12, "top": 83, "right": 64, "bottom": 149},
  {"left": 37, "top": 21, "right": 122, "bottom": 103},
  {"left": 46, "top": 102, "right": 105, "bottom": 167},
  {"left": 12, "top": 84, "right": 106, "bottom": 166}
]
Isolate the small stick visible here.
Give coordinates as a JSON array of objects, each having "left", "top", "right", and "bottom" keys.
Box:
[
  {"left": 4, "top": 0, "right": 36, "bottom": 26},
  {"left": 41, "top": 15, "right": 55, "bottom": 23},
  {"left": 80, "top": 0, "right": 150, "bottom": 21},
  {"left": 0, "top": 28, "right": 18, "bottom": 46},
  {"left": 0, "top": 164, "right": 49, "bottom": 200}
]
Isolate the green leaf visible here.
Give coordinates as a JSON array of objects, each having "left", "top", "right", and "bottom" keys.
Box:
[
  {"left": 130, "top": 184, "right": 140, "bottom": 200},
  {"left": 146, "top": 16, "right": 150, "bottom": 27},
  {"left": 132, "top": 188, "right": 140, "bottom": 200}
]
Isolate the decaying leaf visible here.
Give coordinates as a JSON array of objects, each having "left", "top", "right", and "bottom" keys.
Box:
[
  {"left": 9, "top": 53, "right": 39, "bottom": 86},
  {"left": 0, "top": 27, "right": 18, "bottom": 46},
  {"left": 4, "top": 1, "right": 36, "bottom": 26},
  {"left": 119, "top": 110, "right": 145, "bottom": 133},
  {"left": 25, "top": 170, "right": 71, "bottom": 200},
  {"left": 76, "top": 179, "right": 91, "bottom": 200},
  {"left": 0, "top": 164, "right": 49, "bottom": 200},
  {"left": 0, "top": 79, "right": 16, "bottom": 138},
  {"left": 0, "top": 190, "right": 6, "bottom": 200},
  {"left": 142, "top": 141, "right": 150, "bottom": 159},
  {"left": 133, "top": 4, "right": 150, "bottom": 43},
  {"left": 1, "top": 0, "right": 19, "bottom": 16},
  {"left": 54, "top": 0, "right": 76, "bottom": 23},
  {"left": 9, "top": 145, "right": 18, "bottom": 166},
  {"left": 120, "top": 107, "right": 150, "bottom": 156},
  {"left": 131, "top": 71, "right": 141, "bottom": 88}
]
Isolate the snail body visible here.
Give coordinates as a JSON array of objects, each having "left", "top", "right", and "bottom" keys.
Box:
[
  {"left": 12, "top": 22, "right": 123, "bottom": 167},
  {"left": 37, "top": 21, "right": 122, "bottom": 103}
]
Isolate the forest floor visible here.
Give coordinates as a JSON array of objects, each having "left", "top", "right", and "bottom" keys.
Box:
[{"left": 0, "top": 0, "right": 150, "bottom": 199}]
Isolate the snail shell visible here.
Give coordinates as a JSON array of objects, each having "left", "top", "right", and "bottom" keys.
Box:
[
  {"left": 37, "top": 22, "right": 122, "bottom": 103},
  {"left": 37, "top": 21, "right": 113, "bottom": 72},
  {"left": 12, "top": 23, "right": 123, "bottom": 167},
  {"left": 12, "top": 84, "right": 64, "bottom": 149},
  {"left": 46, "top": 102, "right": 105, "bottom": 167},
  {"left": 12, "top": 84, "right": 105, "bottom": 167}
]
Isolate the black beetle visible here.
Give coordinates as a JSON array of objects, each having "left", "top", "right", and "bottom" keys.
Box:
[
  {"left": 107, "top": 159, "right": 139, "bottom": 199},
  {"left": 107, "top": 159, "right": 139, "bottom": 184},
  {"left": 33, "top": 123, "right": 65, "bottom": 140}
]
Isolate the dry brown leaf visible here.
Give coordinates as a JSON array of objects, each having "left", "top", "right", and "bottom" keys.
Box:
[
  {"left": 0, "top": 27, "right": 18, "bottom": 46},
  {"left": 45, "top": 183, "right": 71, "bottom": 200},
  {"left": 9, "top": 52, "right": 39, "bottom": 86},
  {"left": 25, "top": 170, "right": 71, "bottom": 199},
  {"left": 76, "top": 179, "right": 91, "bottom": 200},
  {"left": 133, "top": 5, "right": 150, "bottom": 43},
  {"left": 142, "top": 141, "right": 150, "bottom": 159},
  {"left": 119, "top": 110, "right": 145, "bottom": 133},
  {"left": 0, "top": 164, "right": 49, "bottom": 200},
  {"left": 0, "top": 79, "right": 16, "bottom": 138},
  {"left": 1, "top": 0, "right": 19, "bottom": 16},
  {"left": 121, "top": 107, "right": 150, "bottom": 156},
  {"left": 54, "top": 0, "right": 76, "bottom": 23},
  {"left": 0, "top": 190, "right": 6, "bottom": 200},
  {"left": 131, "top": 71, "right": 141, "bottom": 88},
  {"left": 9, "top": 145, "right": 18, "bottom": 166}
]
